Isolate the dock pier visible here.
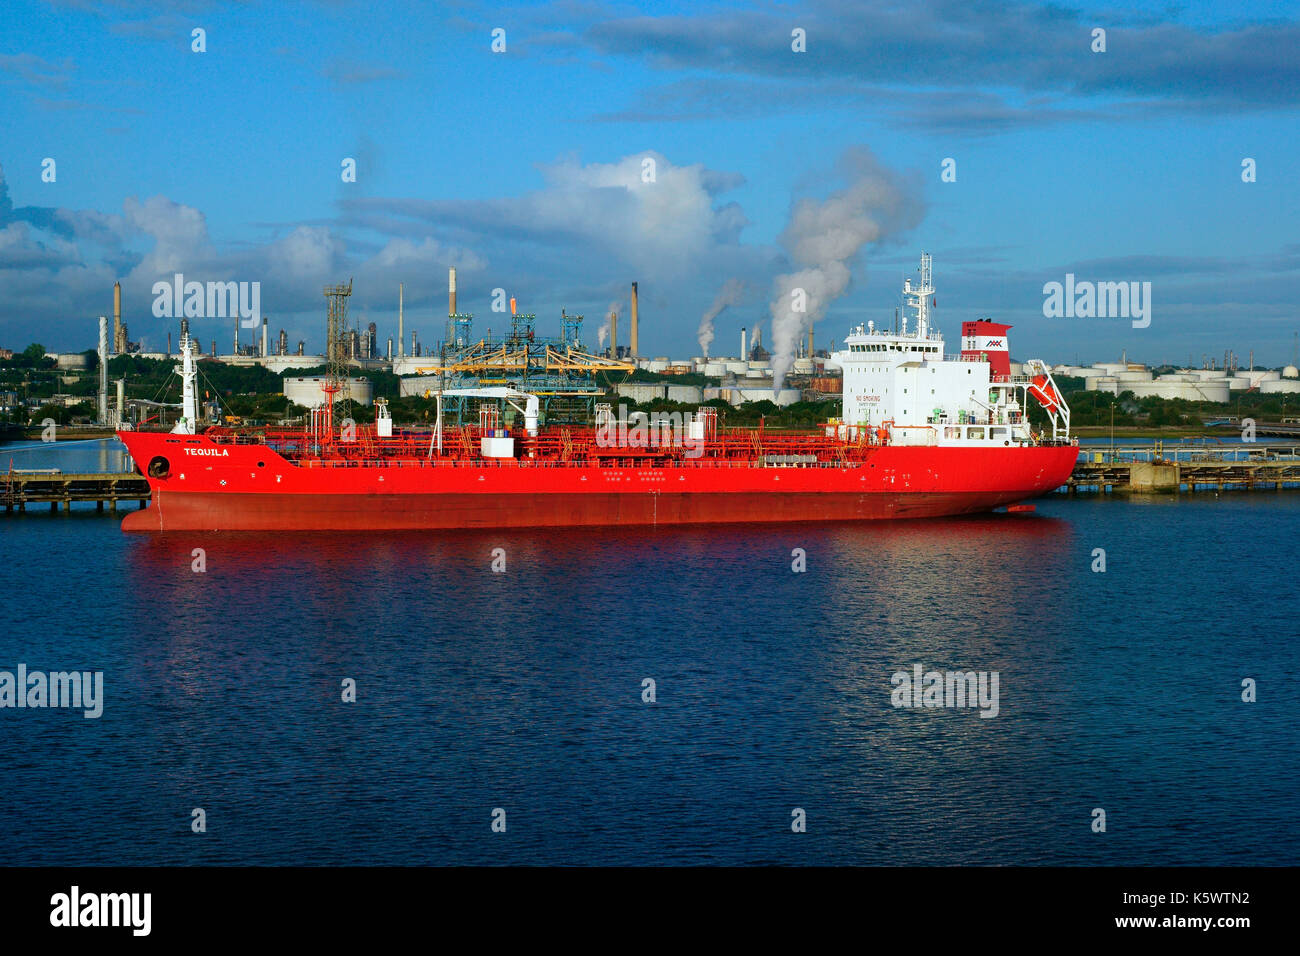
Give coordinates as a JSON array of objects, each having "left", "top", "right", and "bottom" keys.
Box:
[
  {"left": 1066, "top": 443, "right": 1300, "bottom": 495},
  {"left": 3, "top": 471, "right": 151, "bottom": 514}
]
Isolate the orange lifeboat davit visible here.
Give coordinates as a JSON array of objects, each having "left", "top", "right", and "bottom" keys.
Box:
[{"left": 1028, "top": 375, "right": 1061, "bottom": 416}]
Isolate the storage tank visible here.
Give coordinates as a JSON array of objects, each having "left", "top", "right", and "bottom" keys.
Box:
[
  {"left": 1261, "top": 379, "right": 1300, "bottom": 394},
  {"left": 733, "top": 387, "right": 801, "bottom": 407},
  {"left": 724, "top": 361, "right": 750, "bottom": 374},
  {"left": 1090, "top": 376, "right": 1120, "bottom": 395},
  {"left": 665, "top": 385, "right": 703, "bottom": 404},
  {"left": 703, "top": 362, "right": 726, "bottom": 377},
  {"left": 615, "top": 383, "right": 667, "bottom": 404},
  {"left": 283, "top": 376, "right": 374, "bottom": 407},
  {"left": 1237, "top": 370, "right": 1280, "bottom": 386},
  {"left": 791, "top": 358, "right": 814, "bottom": 375},
  {"left": 1116, "top": 369, "right": 1153, "bottom": 383},
  {"left": 643, "top": 360, "right": 668, "bottom": 373},
  {"left": 1094, "top": 363, "right": 1126, "bottom": 375},
  {"left": 1190, "top": 379, "right": 1231, "bottom": 402},
  {"left": 55, "top": 353, "right": 91, "bottom": 370},
  {"left": 398, "top": 375, "right": 443, "bottom": 397},
  {"left": 1135, "top": 378, "right": 1230, "bottom": 402}
]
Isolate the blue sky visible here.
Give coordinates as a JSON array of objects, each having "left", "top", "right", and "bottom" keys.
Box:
[{"left": 2, "top": 0, "right": 1298, "bottom": 367}]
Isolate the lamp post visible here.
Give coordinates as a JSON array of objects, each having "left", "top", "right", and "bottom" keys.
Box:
[{"left": 1110, "top": 400, "right": 1116, "bottom": 460}]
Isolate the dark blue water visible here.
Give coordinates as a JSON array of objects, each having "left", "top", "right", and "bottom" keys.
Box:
[{"left": 1, "top": 440, "right": 1296, "bottom": 865}]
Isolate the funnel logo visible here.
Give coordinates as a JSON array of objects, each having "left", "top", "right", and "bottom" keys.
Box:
[
  {"left": 152, "top": 273, "right": 262, "bottom": 329},
  {"left": 962, "top": 336, "right": 1007, "bottom": 352}
]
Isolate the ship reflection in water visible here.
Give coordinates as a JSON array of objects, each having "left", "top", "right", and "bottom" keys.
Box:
[{"left": 113, "top": 514, "right": 1086, "bottom": 865}]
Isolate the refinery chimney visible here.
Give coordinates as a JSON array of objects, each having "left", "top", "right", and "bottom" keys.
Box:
[
  {"left": 449, "top": 268, "right": 457, "bottom": 316},
  {"left": 808, "top": 328, "right": 814, "bottom": 361},
  {"left": 610, "top": 310, "right": 618, "bottom": 357},
  {"left": 398, "top": 283, "right": 404, "bottom": 357},
  {"left": 630, "top": 282, "right": 639, "bottom": 359},
  {"left": 97, "top": 317, "right": 109, "bottom": 424},
  {"left": 112, "top": 282, "right": 122, "bottom": 355},
  {"left": 262, "top": 317, "right": 269, "bottom": 357},
  {"left": 741, "top": 327, "right": 747, "bottom": 361},
  {"left": 115, "top": 379, "right": 126, "bottom": 428}
]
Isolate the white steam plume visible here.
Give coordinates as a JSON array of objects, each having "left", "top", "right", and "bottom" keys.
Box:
[
  {"left": 768, "top": 147, "right": 922, "bottom": 391},
  {"left": 697, "top": 278, "right": 745, "bottom": 358},
  {"left": 598, "top": 300, "right": 621, "bottom": 351}
]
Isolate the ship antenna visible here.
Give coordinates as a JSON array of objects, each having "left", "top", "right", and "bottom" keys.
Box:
[{"left": 171, "top": 327, "right": 198, "bottom": 434}]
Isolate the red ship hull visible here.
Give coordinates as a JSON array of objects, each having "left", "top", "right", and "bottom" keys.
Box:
[{"left": 115, "top": 430, "right": 1078, "bottom": 532}]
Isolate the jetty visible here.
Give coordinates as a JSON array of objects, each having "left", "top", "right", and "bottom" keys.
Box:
[
  {"left": 3, "top": 470, "right": 150, "bottom": 513},
  {"left": 1066, "top": 443, "right": 1300, "bottom": 494}
]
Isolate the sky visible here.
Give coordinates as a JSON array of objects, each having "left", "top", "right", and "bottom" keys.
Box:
[{"left": 1, "top": 0, "right": 1298, "bottom": 368}]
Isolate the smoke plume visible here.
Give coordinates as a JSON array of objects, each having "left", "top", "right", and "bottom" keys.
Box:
[
  {"left": 768, "top": 147, "right": 923, "bottom": 391},
  {"left": 598, "top": 300, "right": 621, "bottom": 351},
  {"left": 697, "top": 278, "right": 745, "bottom": 358}
]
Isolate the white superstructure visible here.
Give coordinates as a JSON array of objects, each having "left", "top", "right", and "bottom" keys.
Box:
[{"left": 827, "top": 254, "right": 1070, "bottom": 446}]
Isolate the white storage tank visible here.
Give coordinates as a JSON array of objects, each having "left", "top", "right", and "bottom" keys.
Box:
[
  {"left": 1261, "top": 379, "right": 1300, "bottom": 394},
  {"left": 615, "top": 383, "right": 667, "bottom": 404},
  {"left": 398, "top": 375, "right": 443, "bottom": 397},
  {"left": 283, "top": 375, "right": 374, "bottom": 407},
  {"left": 55, "top": 353, "right": 91, "bottom": 370},
  {"left": 665, "top": 385, "right": 703, "bottom": 404},
  {"left": 1133, "top": 378, "right": 1231, "bottom": 402},
  {"left": 1090, "top": 376, "right": 1120, "bottom": 395}
]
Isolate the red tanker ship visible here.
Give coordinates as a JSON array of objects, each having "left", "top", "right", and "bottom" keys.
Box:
[{"left": 116, "top": 255, "right": 1077, "bottom": 532}]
